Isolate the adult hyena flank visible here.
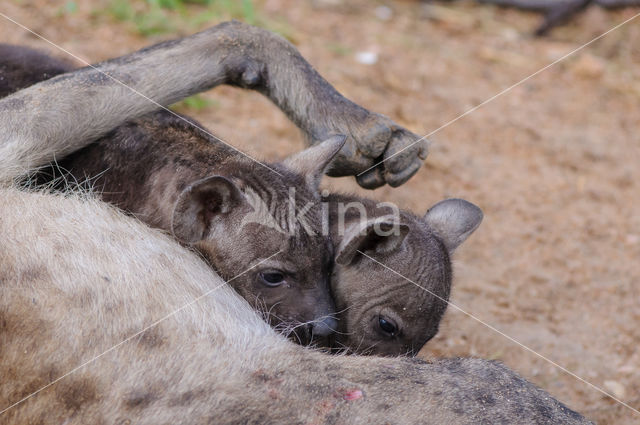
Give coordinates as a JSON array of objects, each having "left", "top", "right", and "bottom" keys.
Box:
[{"left": 0, "top": 22, "right": 591, "bottom": 424}]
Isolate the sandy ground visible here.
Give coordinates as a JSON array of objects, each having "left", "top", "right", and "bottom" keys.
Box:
[{"left": 1, "top": 0, "right": 639, "bottom": 423}]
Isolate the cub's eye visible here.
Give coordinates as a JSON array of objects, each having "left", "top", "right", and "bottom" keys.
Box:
[
  {"left": 259, "top": 271, "right": 285, "bottom": 287},
  {"left": 378, "top": 316, "right": 397, "bottom": 336}
]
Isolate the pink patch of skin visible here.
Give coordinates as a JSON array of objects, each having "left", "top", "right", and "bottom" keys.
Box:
[{"left": 343, "top": 389, "right": 363, "bottom": 401}]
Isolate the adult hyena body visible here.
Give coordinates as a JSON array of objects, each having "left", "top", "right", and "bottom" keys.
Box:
[
  {"left": 0, "top": 188, "right": 589, "bottom": 424},
  {"left": 0, "top": 22, "right": 591, "bottom": 423}
]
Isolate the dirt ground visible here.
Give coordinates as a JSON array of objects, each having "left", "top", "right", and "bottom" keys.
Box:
[{"left": 1, "top": 0, "right": 639, "bottom": 423}]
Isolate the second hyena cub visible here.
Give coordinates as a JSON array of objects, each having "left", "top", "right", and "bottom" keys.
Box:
[{"left": 320, "top": 193, "right": 482, "bottom": 356}]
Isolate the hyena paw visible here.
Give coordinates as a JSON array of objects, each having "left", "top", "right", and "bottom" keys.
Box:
[{"left": 324, "top": 112, "right": 428, "bottom": 189}]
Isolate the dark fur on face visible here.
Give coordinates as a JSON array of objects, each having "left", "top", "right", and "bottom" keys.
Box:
[{"left": 318, "top": 194, "right": 482, "bottom": 356}]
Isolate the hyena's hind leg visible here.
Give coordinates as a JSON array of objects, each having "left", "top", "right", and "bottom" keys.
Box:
[{"left": 0, "top": 22, "right": 426, "bottom": 189}]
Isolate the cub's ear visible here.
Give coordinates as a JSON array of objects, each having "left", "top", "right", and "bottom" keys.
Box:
[
  {"left": 280, "top": 135, "right": 346, "bottom": 191},
  {"left": 335, "top": 216, "right": 410, "bottom": 266},
  {"left": 171, "top": 176, "right": 246, "bottom": 244},
  {"left": 423, "top": 199, "right": 483, "bottom": 252}
]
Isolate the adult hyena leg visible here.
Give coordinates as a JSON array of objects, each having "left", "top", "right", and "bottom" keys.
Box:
[
  {"left": 0, "top": 22, "right": 276, "bottom": 184},
  {"left": 215, "top": 23, "right": 428, "bottom": 188},
  {"left": 216, "top": 23, "right": 428, "bottom": 188},
  {"left": 0, "top": 22, "right": 426, "bottom": 188}
]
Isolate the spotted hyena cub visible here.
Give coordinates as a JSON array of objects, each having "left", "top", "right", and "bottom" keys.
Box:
[
  {"left": 58, "top": 115, "right": 346, "bottom": 342},
  {"left": 319, "top": 193, "right": 482, "bottom": 356}
]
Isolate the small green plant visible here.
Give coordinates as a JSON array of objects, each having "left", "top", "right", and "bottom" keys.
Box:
[
  {"left": 135, "top": 7, "right": 176, "bottom": 36},
  {"left": 326, "top": 42, "right": 352, "bottom": 57},
  {"left": 107, "top": 0, "right": 176, "bottom": 36},
  {"left": 108, "top": 0, "right": 135, "bottom": 22},
  {"left": 57, "top": 1, "right": 78, "bottom": 16},
  {"left": 101, "top": 0, "right": 295, "bottom": 41},
  {"left": 171, "top": 94, "right": 219, "bottom": 113},
  {"left": 240, "top": 0, "right": 257, "bottom": 25}
]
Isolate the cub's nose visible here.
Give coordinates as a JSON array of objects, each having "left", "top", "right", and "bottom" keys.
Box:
[{"left": 311, "top": 317, "right": 337, "bottom": 337}]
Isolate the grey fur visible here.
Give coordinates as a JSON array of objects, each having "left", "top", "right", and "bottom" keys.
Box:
[
  {"left": 424, "top": 198, "right": 484, "bottom": 252},
  {"left": 281, "top": 134, "right": 347, "bottom": 189},
  {"left": 322, "top": 194, "right": 483, "bottom": 356}
]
